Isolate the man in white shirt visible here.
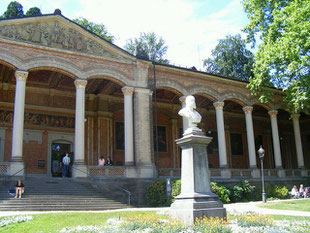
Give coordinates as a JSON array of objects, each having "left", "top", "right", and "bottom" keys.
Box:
[{"left": 62, "top": 153, "right": 71, "bottom": 177}]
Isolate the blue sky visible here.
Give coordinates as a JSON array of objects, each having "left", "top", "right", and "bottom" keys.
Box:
[{"left": 0, "top": 0, "right": 249, "bottom": 69}]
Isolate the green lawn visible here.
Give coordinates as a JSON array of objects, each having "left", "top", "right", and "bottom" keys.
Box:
[
  {"left": 0, "top": 211, "right": 156, "bottom": 233},
  {"left": 1, "top": 210, "right": 310, "bottom": 233},
  {"left": 258, "top": 199, "right": 310, "bottom": 212}
]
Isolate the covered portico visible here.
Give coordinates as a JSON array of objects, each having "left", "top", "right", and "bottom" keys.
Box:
[{"left": 0, "top": 13, "right": 309, "bottom": 181}]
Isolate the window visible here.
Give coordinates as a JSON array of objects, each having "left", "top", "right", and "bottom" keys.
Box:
[
  {"left": 230, "top": 133, "right": 243, "bottom": 155},
  {"left": 154, "top": 126, "right": 167, "bottom": 152},
  {"left": 207, "top": 131, "right": 219, "bottom": 155},
  {"left": 115, "top": 122, "right": 124, "bottom": 150}
]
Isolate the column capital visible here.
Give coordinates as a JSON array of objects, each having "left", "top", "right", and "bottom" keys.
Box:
[
  {"left": 122, "top": 86, "right": 135, "bottom": 96},
  {"left": 268, "top": 110, "right": 278, "bottom": 117},
  {"left": 15, "top": 70, "right": 28, "bottom": 81},
  {"left": 291, "top": 114, "right": 300, "bottom": 120},
  {"left": 179, "top": 96, "right": 186, "bottom": 106},
  {"left": 74, "top": 79, "right": 87, "bottom": 89},
  {"left": 171, "top": 118, "right": 178, "bottom": 125},
  {"left": 213, "top": 101, "right": 224, "bottom": 109},
  {"left": 242, "top": 106, "right": 253, "bottom": 114}
]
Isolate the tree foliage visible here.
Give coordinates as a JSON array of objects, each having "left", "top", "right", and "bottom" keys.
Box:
[
  {"left": 73, "top": 17, "right": 114, "bottom": 42},
  {"left": 125, "top": 32, "right": 169, "bottom": 64},
  {"left": 2, "top": 1, "right": 24, "bottom": 19},
  {"left": 203, "top": 34, "right": 254, "bottom": 81},
  {"left": 26, "top": 7, "right": 42, "bottom": 17},
  {"left": 242, "top": 0, "right": 310, "bottom": 113}
]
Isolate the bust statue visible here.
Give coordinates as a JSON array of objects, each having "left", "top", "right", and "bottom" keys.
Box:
[{"left": 178, "top": 95, "right": 202, "bottom": 134}]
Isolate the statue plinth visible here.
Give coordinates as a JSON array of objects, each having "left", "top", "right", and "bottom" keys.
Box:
[{"left": 170, "top": 130, "right": 226, "bottom": 224}]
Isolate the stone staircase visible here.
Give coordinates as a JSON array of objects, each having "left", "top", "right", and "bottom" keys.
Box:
[{"left": 0, "top": 177, "right": 131, "bottom": 211}]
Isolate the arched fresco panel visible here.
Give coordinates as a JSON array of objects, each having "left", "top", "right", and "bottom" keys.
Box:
[
  {"left": 188, "top": 86, "right": 220, "bottom": 101},
  {"left": 156, "top": 79, "right": 187, "bottom": 96},
  {"left": 0, "top": 49, "right": 24, "bottom": 70},
  {"left": 24, "top": 57, "right": 82, "bottom": 79},
  {"left": 83, "top": 68, "right": 131, "bottom": 87}
]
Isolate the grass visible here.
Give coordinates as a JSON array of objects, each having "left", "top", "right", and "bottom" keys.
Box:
[
  {"left": 0, "top": 211, "right": 155, "bottom": 233},
  {"left": 2, "top": 211, "right": 310, "bottom": 233},
  {"left": 258, "top": 199, "right": 310, "bottom": 212}
]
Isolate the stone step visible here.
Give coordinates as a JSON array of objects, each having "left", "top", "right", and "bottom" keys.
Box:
[{"left": 0, "top": 206, "right": 129, "bottom": 211}]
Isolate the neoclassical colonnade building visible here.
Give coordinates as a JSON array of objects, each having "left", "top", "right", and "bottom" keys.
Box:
[{"left": 0, "top": 13, "right": 309, "bottom": 180}]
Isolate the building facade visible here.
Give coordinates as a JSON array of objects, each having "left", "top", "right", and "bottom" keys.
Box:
[{"left": 0, "top": 14, "right": 309, "bottom": 180}]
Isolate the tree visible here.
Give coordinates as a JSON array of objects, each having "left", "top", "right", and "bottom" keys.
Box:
[
  {"left": 2, "top": 1, "right": 24, "bottom": 19},
  {"left": 73, "top": 17, "right": 114, "bottom": 42},
  {"left": 242, "top": 0, "right": 310, "bottom": 113},
  {"left": 26, "top": 7, "right": 42, "bottom": 17},
  {"left": 203, "top": 34, "right": 254, "bottom": 81},
  {"left": 125, "top": 32, "right": 169, "bottom": 64}
]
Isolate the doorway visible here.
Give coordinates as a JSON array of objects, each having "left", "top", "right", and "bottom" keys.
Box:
[{"left": 51, "top": 142, "right": 73, "bottom": 177}]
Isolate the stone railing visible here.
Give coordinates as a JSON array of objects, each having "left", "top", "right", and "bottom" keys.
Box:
[
  {"left": 87, "top": 166, "right": 310, "bottom": 179},
  {"left": 0, "top": 162, "right": 10, "bottom": 175},
  {"left": 158, "top": 168, "right": 310, "bottom": 179},
  {"left": 88, "top": 166, "right": 126, "bottom": 177}
]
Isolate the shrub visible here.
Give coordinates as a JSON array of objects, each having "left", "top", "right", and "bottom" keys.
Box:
[
  {"left": 230, "top": 180, "right": 255, "bottom": 202},
  {"left": 145, "top": 179, "right": 167, "bottom": 207},
  {"left": 210, "top": 181, "right": 231, "bottom": 204},
  {"left": 170, "top": 179, "right": 181, "bottom": 204},
  {"left": 272, "top": 185, "right": 289, "bottom": 199}
]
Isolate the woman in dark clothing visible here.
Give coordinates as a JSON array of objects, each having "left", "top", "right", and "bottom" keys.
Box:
[{"left": 15, "top": 179, "right": 24, "bottom": 199}]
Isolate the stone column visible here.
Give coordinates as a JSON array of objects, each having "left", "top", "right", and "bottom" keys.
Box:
[
  {"left": 213, "top": 102, "right": 230, "bottom": 178},
  {"left": 268, "top": 110, "right": 285, "bottom": 177},
  {"left": 128, "top": 87, "right": 155, "bottom": 178},
  {"left": 243, "top": 106, "right": 260, "bottom": 178},
  {"left": 292, "top": 114, "right": 305, "bottom": 169},
  {"left": 73, "top": 79, "right": 87, "bottom": 178},
  {"left": 171, "top": 118, "right": 178, "bottom": 168},
  {"left": 10, "top": 70, "right": 28, "bottom": 176},
  {"left": 179, "top": 96, "right": 188, "bottom": 133},
  {"left": 122, "top": 86, "right": 135, "bottom": 166}
]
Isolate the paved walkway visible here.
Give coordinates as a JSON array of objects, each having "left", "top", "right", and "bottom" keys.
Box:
[{"left": 1, "top": 199, "right": 309, "bottom": 218}]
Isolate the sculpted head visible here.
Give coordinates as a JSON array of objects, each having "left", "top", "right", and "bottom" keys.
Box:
[{"left": 185, "top": 95, "right": 196, "bottom": 110}]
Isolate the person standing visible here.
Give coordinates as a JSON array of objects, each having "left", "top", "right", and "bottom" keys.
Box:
[{"left": 62, "top": 153, "right": 71, "bottom": 177}]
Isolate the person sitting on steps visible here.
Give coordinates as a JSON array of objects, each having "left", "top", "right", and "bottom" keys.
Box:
[{"left": 15, "top": 179, "right": 24, "bottom": 199}]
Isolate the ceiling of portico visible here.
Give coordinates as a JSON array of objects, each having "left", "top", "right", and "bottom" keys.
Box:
[
  {"left": 0, "top": 63, "right": 123, "bottom": 97},
  {"left": 154, "top": 89, "right": 181, "bottom": 104},
  {"left": 0, "top": 63, "right": 15, "bottom": 84},
  {"left": 86, "top": 79, "right": 123, "bottom": 96}
]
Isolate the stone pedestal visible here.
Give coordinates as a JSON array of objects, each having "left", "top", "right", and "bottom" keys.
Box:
[
  {"left": 170, "top": 131, "right": 226, "bottom": 224},
  {"left": 9, "top": 158, "right": 24, "bottom": 176},
  {"left": 125, "top": 165, "right": 156, "bottom": 178},
  {"left": 72, "top": 163, "right": 87, "bottom": 178}
]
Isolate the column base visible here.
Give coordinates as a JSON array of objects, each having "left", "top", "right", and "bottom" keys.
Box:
[
  {"left": 277, "top": 169, "right": 286, "bottom": 178},
  {"left": 72, "top": 163, "right": 87, "bottom": 178},
  {"left": 170, "top": 193, "right": 226, "bottom": 225},
  {"left": 301, "top": 169, "right": 308, "bottom": 177},
  {"left": 125, "top": 165, "right": 156, "bottom": 178},
  {"left": 125, "top": 161, "right": 134, "bottom": 166},
  {"left": 220, "top": 168, "right": 231, "bottom": 178},
  {"left": 251, "top": 168, "right": 260, "bottom": 178},
  {"left": 9, "top": 158, "right": 24, "bottom": 176}
]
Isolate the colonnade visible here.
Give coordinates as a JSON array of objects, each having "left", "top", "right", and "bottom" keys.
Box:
[{"left": 9, "top": 69, "right": 307, "bottom": 178}]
